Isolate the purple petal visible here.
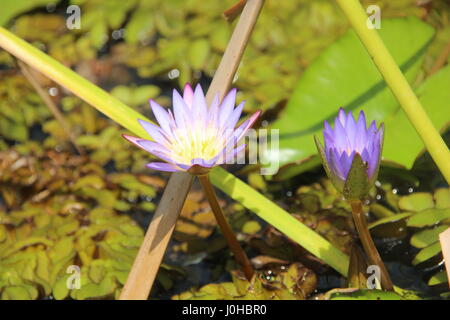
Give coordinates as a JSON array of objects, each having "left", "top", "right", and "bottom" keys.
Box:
[
  {"left": 190, "top": 157, "right": 217, "bottom": 168},
  {"left": 224, "top": 143, "right": 246, "bottom": 164},
  {"left": 357, "top": 110, "right": 367, "bottom": 130},
  {"left": 368, "top": 120, "right": 377, "bottom": 136},
  {"left": 138, "top": 119, "right": 171, "bottom": 146},
  {"left": 367, "top": 126, "right": 383, "bottom": 178},
  {"left": 149, "top": 99, "right": 173, "bottom": 136},
  {"left": 122, "top": 134, "right": 175, "bottom": 164},
  {"left": 337, "top": 108, "right": 347, "bottom": 127},
  {"left": 328, "top": 148, "right": 345, "bottom": 181},
  {"left": 333, "top": 117, "right": 349, "bottom": 151},
  {"left": 174, "top": 163, "right": 192, "bottom": 171},
  {"left": 219, "top": 88, "right": 237, "bottom": 127},
  {"left": 183, "top": 83, "right": 194, "bottom": 108},
  {"left": 323, "top": 120, "right": 334, "bottom": 149},
  {"left": 122, "top": 134, "right": 143, "bottom": 148},
  {"left": 324, "top": 120, "right": 334, "bottom": 136},
  {"left": 224, "top": 101, "right": 245, "bottom": 130},
  {"left": 172, "top": 89, "right": 191, "bottom": 130},
  {"left": 207, "top": 93, "right": 220, "bottom": 126},
  {"left": 354, "top": 111, "right": 367, "bottom": 151},
  {"left": 146, "top": 162, "right": 180, "bottom": 172},
  {"left": 323, "top": 130, "right": 334, "bottom": 150},
  {"left": 233, "top": 110, "right": 261, "bottom": 142},
  {"left": 221, "top": 131, "right": 240, "bottom": 157},
  {"left": 136, "top": 140, "right": 176, "bottom": 164},
  {"left": 223, "top": 120, "right": 247, "bottom": 148},
  {"left": 345, "top": 112, "right": 357, "bottom": 150},
  {"left": 193, "top": 84, "right": 208, "bottom": 124},
  {"left": 137, "top": 140, "right": 171, "bottom": 156},
  {"left": 324, "top": 145, "right": 332, "bottom": 166}
]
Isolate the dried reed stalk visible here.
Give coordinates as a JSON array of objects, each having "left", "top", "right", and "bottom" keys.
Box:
[{"left": 18, "top": 60, "right": 85, "bottom": 156}]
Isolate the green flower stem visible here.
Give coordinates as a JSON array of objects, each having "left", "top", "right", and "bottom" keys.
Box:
[
  {"left": 350, "top": 199, "right": 394, "bottom": 291},
  {"left": 336, "top": 0, "right": 450, "bottom": 185},
  {"left": 198, "top": 174, "right": 254, "bottom": 281},
  {"left": 0, "top": 26, "right": 350, "bottom": 276}
]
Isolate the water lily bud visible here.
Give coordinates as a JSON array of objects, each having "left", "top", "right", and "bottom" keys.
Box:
[{"left": 314, "top": 108, "right": 384, "bottom": 200}]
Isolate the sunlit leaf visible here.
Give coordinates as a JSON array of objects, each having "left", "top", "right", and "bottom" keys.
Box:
[{"left": 412, "top": 241, "right": 442, "bottom": 265}]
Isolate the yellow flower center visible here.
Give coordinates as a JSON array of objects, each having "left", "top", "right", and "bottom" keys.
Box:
[{"left": 169, "top": 124, "right": 226, "bottom": 165}]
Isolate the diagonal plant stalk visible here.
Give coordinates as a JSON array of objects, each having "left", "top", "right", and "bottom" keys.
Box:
[
  {"left": 17, "top": 60, "right": 85, "bottom": 156},
  {"left": 198, "top": 174, "right": 254, "bottom": 280},
  {"left": 120, "top": 173, "right": 193, "bottom": 299},
  {"left": 336, "top": 0, "right": 450, "bottom": 185},
  {"left": 350, "top": 199, "right": 393, "bottom": 291},
  {"left": 0, "top": 0, "right": 349, "bottom": 292}
]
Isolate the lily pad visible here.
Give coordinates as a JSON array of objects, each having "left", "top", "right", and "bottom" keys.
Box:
[
  {"left": 328, "top": 289, "right": 404, "bottom": 300},
  {"left": 428, "top": 270, "right": 448, "bottom": 286},
  {"left": 435, "top": 188, "right": 450, "bottom": 209},
  {"left": 412, "top": 241, "right": 442, "bottom": 266},
  {"left": 410, "top": 225, "right": 449, "bottom": 248},
  {"left": 407, "top": 208, "right": 450, "bottom": 228},
  {"left": 0, "top": 0, "right": 56, "bottom": 26},
  {"left": 398, "top": 192, "right": 435, "bottom": 212}
]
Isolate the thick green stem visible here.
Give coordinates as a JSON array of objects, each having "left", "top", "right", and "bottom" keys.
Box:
[
  {"left": 350, "top": 200, "right": 394, "bottom": 291},
  {"left": 198, "top": 174, "right": 254, "bottom": 281},
  {"left": 336, "top": 0, "right": 450, "bottom": 185}
]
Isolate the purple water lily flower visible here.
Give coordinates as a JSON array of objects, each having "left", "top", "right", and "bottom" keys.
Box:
[
  {"left": 123, "top": 83, "right": 261, "bottom": 174},
  {"left": 315, "top": 108, "right": 384, "bottom": 198}
]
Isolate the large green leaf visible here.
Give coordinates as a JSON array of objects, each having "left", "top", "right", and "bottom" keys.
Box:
[
  {"left": 270, "top": 17, "right": 434, "bottom": 167},
  {"left": 0, "top": 0, "right": 56, "bottom": 26}
]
